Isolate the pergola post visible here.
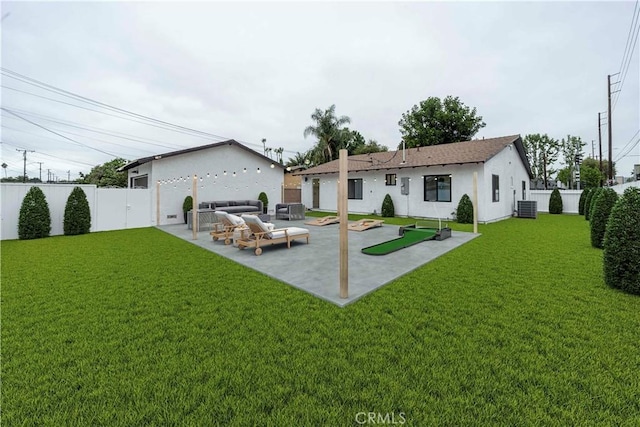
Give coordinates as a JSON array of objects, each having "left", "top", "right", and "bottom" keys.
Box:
[{"left": 339, "top": 150, "right": 348, "bottom": 299}]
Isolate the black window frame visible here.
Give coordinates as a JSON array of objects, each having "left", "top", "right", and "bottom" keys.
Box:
[
  {"left": 348, "top": 178, "right": 363, "bottom": 200},
  {"left": 492, "top": 174, "right": 500, "bottom": 202},
  {"left": 385, "top": 173, "right": 397, "bottom": 186},
  {"left": 423, "top": 175, "right": 452, "bottom": 202}
]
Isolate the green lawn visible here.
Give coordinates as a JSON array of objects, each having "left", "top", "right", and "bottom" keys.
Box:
[{"left": 2, "top": 214, "right": 639, "bottom": 425}]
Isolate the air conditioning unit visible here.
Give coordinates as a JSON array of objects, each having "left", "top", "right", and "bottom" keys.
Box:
[{"left": 518, "top": 200, "right": 537, "bottom": 219}]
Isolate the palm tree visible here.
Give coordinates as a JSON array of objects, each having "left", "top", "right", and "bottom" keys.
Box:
[{"left": 303, "top": 105, "right": 351, "bottom": 164}]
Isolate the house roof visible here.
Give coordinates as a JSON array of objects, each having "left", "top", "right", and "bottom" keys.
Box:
[
  {"left": 118, "top": 139, "right": 286, "bottom": 172},
  {"left": 294, "top": 135, "right": 532, "bottom": 178}
]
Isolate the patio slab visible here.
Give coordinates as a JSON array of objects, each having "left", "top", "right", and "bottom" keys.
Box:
[{"left": 158, "top": 219, "right": 479, "bottom": 307}]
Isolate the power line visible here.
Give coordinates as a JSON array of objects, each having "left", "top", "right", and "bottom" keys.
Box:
[
  {"left": 1, "top": 107, "right": 120, "bottom": 158},
  {"left": 614, "top": 129, "right": 640, "bottom": 161},
  {"left": 1, "top": 68, "right": 298, "bottom": 154},
  {"left": 1, "top": 139, "right": 97, "bottom": 167},
  {"left": 613, "top": 0, "right": 640, "bottom": 110}
]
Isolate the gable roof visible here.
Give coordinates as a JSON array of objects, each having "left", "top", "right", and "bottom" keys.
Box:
[
  {"left": 118, "top": 139, "right": 286, "bottom": 172},
  {"left": 295, "top": 135, "right": 532, "bottom": 178}
]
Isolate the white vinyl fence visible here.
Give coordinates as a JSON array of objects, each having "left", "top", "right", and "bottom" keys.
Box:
[
  {"left": 1, "top": 183, "right": 152, "bottom": 240},
  {"left": 530, "top": 181, "right": 639, "bottom": 214}
]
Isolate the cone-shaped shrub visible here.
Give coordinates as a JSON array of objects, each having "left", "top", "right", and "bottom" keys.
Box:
[
  {"left": 456, "top": 194, "right": 473, "bottom": 224},
  {"left": 585, "top": 187, "right": 602, "bottom": 221},
  {"left": 603, "top": 187, "right": 640, "bottom": 295},
  {"left": 381, "top": 194, "right": 395, "bottom": 217},
  {"left": 183, "top": 196, "right": 193, "bottom": 223},
  {"left": 588, "top": 188, "right": 604, "bottom": 221},
  {"left": 589, "top": 188, "right": 618, "bottom": 249},
  {"left": 64, "top": 187, "right": 91, "bottom": 235},
  {"left": 18, "top": 186, "right": 51, "bottom": 240},
  {"left": 578, "top": 188, "right": 592, "bottom": 215},
  {"left": 258, "top": 192, "right": 268, "bottom": 213},
  {"left": 548, "top": 188, "right": 563, "bottom": 214}
]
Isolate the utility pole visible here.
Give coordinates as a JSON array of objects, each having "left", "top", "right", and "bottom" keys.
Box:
[
  {"left": 16, "top": 149, "right": 35, "bottom": 183},
  {"left": 608, "top": 73, "right": 620, "bottom": 183},
  {"left": 47, "top": 169, "right": 51, "bottom": 183},
  {"left": 591, "top": 140, "right": 595, "bottom": 159},
  {"left": 37, "top": 162, "right": 44, "bottom": 182},
  {"left": 598, "top": 113, "right": 603, "bottom": 169},
  {"left": 67, "top": 170, "right": 71, "bottom": 182}
]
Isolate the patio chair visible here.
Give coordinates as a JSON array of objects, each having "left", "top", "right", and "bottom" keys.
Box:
[
  {"left": 304, "top": 215, "right": 340, "bottom": 226},
  {"left": 237, "top": 214, "right": 310, "bottom": 255},
  {"left": 210, "top": 211, "right": 246, "bottom": 245},
  {"left": 348, "top": 219, "right": 384, "bottom": 232}
]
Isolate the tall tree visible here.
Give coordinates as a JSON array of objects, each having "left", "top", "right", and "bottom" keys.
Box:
[
  {"left": 353, "top": 139, "right": 388, "bottom": 155},
  {"left": 79, "top": 158, "right": 128, "bottom": 188},
  {"left": 398, "top": 96, "right": 486, "bottom": 148},
  {"left": 303, "top": 105, "right": 351, "bottom": 164},
  {"left": 523, "top": 134, "right": 560, "bottom": 189},
  {"left": 285, "top": 152, "right": 311, "bottom": 168},
  {"left": 560, "top": 134, "right": 586, "bottom": 189}
]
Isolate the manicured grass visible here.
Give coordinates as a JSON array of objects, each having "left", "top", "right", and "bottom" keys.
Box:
[{"left": 2, "top": 215, "right": 639, "bottom": 425}]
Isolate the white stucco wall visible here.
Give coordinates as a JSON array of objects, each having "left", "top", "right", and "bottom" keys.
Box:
[
  {"left": 128, "top": 144, "right": 284, "bottom": 226},
  {"left": 300, "top": 145, "right": 532, "bottom": 223}
]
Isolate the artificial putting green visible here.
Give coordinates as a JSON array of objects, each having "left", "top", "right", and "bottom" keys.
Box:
[{"left": 361, "top": 227, "right": 437, "bottom": 255}]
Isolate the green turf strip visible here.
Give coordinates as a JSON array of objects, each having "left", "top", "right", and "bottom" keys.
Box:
[{"left": 362, "top": 228, "right": 437, "bottom": 255}]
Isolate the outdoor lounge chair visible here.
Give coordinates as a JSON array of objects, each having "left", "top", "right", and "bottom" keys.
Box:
[
  {"left": 348, "top": 219, "right": 384, "bottom": 232},
  {"left": 304, "top": 215, "right": 340, "bottom": 226},
  {"left": 210, "top": 211, "right": 246, "bottom": 245},
  {"left": 237, "top": 214, "right": 310, "bottom": 255}
]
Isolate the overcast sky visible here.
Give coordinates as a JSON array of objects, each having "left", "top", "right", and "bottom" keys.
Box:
[{"left": 1, "top": 1, "right": 638, "bottom": 181}]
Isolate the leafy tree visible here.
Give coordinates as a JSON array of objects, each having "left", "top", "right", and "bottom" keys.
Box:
[
  {"left": 18, "top": 186, "right": 51, "bottom": 239},
  {"left": 560, "top": 134, "right": 585, "bottom": 189},
  {"left": 353, "top": 140, "right": 389, "bottom": 155},
  {"left": 523, "top": 134, "right": 560, "bottom": 189},
  {"left": 341, "top": 128, "right": 366, "bottom": 154},
  {"left": 603, "top": 188, "right": 640, "bottom": 294},
  {"left": 456, "top": 194, "right": 473, "bottom": 224},
  {"left": 580, "top": 157, "right": 615, "bottom": 187},
  {"left": 556, "top": 167, "right": 572, "bottom": 188},
  {"left": 381, "top": 194, "right": 395, "bottom": 217},
  {"left": 589, "top": 188, "right": 618, "bottom": 249},
  {"left": 303, "top": 105, "right": 351, "bottom": 164},
  {"left": 578, "top": 188, "right": 592, "bottom": 215},
  {"left": 64, "top": 186, "right": 91, "bottom": 235},
  {"left": 398, "top": 96, "right": 485, "bottom": 148},
  {"left": 285, "top": 152, "right": 312, "bottom": 168},
  {"left": 549, "top": 188, "right": 563, "bottom": 214},
  {"left": 79, "top": 158, "right": 128, "bottom": 187}
]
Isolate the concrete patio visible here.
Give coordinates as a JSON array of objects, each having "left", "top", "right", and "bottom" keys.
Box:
[{"left": 158, "top": 218, "right": 479, "bottom": 306}]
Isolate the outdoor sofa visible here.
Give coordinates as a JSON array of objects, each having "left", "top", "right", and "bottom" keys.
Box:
[
  {"left": 275, "top": 203, "right": 305, "bottom": 220},
  {"left": 198, "top": 200, "right": 263, "bottom": 215}
]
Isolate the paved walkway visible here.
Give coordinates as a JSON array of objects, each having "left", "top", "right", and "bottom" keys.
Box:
[{"left": 158, "top": 219, "right": 479, "bottom": 307}]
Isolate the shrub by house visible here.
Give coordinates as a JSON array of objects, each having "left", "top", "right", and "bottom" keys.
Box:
[
  {"left": 584, "top": 187, "right": 602, "bottom": 221},
  {"left": 64, "top": 186, "right": 91, "bottom": 235},
  {"left": 456, "top": 194, "right": 473, "bottom": 224},
  {"left": 258, "top": 192, "right": 269, "bottom": 214},
  {"left": 603, "top": 188, "right": 640, "bottom": 295},
  {"left": 18, "top": 186, "right": 51, "bottom": 240},
  {"left": 183, "top": 196, "right": 193, "bottom": 223},
  {"left": 381, "top": 194, "right": 395, "bottom": 217}
]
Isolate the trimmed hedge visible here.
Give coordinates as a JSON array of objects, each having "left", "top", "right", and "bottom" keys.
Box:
[
  {"left": 549, "top": 188, "right": 563, "bottom": 214},
  {"left": 585, "top": 187, "right": 602, "bottom": 221},
  {"left": 381, "top": 194, "right": 395, "bottom": 217},
  {"left": 578, "top": 188, "right": 592, "bottom": 215},
  {"left": 18, "top": 186, "right": 51, "bottom": 240},
  {"left": 588, "top": 188, "right": 605, "bottom": 221},
  {"left": 183, "top": 196, "right": 193, "bottom": 223},
  {"left": 589, "top": 188, "right": 618, "bottom": 249},
  {"left": 456, "top": 194, "right": 473, "bottom": 224},
  {"left": 64, "top": 187, "right": 91, "bottom": 235},
  {"left": 603, "top": 187, "right": 640, "bottom": 295}
]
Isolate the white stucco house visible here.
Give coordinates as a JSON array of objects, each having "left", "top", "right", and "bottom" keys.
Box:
[
  {"left": 119, "top": 140, "right": 285, "bottom": 225},
  {"left": 295, "top": 135, "right": 533, "bottom": 223}
]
